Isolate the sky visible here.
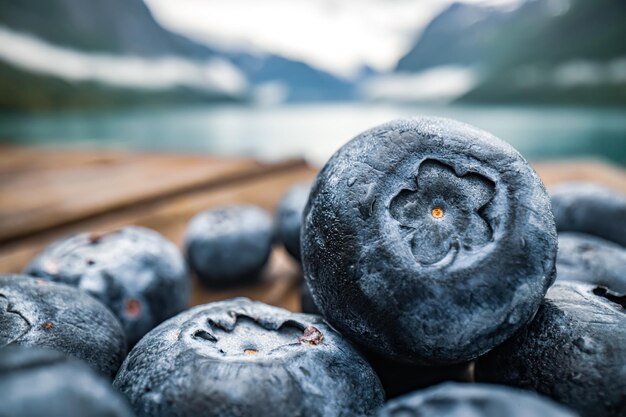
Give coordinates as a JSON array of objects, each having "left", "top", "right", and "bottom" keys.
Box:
[{"left": 145, "top": 0, "right": 522, "bottom": 79}]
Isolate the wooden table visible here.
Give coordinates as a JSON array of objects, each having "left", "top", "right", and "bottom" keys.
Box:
[{"left": 0, "top": 146, "right": 624, "bottom": 312}]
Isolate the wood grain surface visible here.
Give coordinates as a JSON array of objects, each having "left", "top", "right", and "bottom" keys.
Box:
[{"left": 0, "top": 146, "right": 304, "bottom": 244}]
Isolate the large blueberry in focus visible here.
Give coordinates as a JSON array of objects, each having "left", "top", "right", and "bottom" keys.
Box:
[
  {"left": 556, "top": 232, "right": 626, "bottom": 293},
  {"left": 114, "top": 298, "right": 384, "bottom": 417},
  {"left": 275, "top": 182, "right": 311, "bottom": 262},
  {"left": 550, "top": 182, "right": 626, "bottom": 247},
  {"left": 377, "top": 383, "right": 577, "bottom": 417},
  {"left": 302, "top": 117, "right": 557, "bottom": 364},
  {"left": 24, "top": 226, "right": 190, "bottom": 347},
  {"left": 475, "top": 281, "right": 626, "bottom": 417},
  {"left": 0, "top": 275, "right": 126, "bottom": 377},
  {"left": 0, "top": 347, "right": 135, "bottom": 417},
  {"left": 185, "top": 205, "right": 273, "bottom": 287}
]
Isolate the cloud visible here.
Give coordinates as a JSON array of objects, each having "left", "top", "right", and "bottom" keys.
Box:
[
  {"left": 513, "top": 58, "right": 626, "bottom": 88},
  {"left": 0, "top": 25, "right": 248, "bottom": 95},
  {"left": 360, "top": 66, "right": 479, "bottom": 103},
  {"left": 147, "top": 0, "right": 523, "bottom": 78}
]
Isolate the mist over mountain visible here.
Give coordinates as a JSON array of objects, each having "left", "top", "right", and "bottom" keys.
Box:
[
  {"left": 1, "top": 0, "right": 623, "bottom": 110},
  {"left": 227, "top": 52, "right": 354, "bottom": 102},
  {"left": 0, "top": 0, "right": 353, "bottom": 110},
  {"left": 394, "top": 0, "right": 626, "bottom": 105}
]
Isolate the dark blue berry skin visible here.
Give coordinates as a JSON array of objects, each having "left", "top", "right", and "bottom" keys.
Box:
[
  {"left": 23, "top": 226, "right": 190, "bottom": 347},
  {"left": 475, "top": 281, "right": 626, "bottom": 417},
  {"left": 275, "top": 182, "right": 311, "bottom": 262},
  {"left": 114, "top": 298, "right": 384, "bottom": 417},
  {"left": 550, "top": 182, "right": 626, "bottom": 247},
  {"left": 376, "top": 383, "right": 578, "bottom": 417},
  {"left": 556, "top": 232, "right": 626, "bottom": 293},
  {"left": 0, "top": 347, "right": 135, "bottom": 417},
  {"left": 302, "top": 117, "right": 557, "bottom": 365},
  {"left": 185, "top": 205, "right": 274, "bottom": 288},
  {"left": 363, "top": 350, "right": 472, "bottom": 399},
  {"left": 302, "top": 280, "right": 471, "bottom": 399},
  {"left": 0, "top": 274, "right": 126, "bottom": 377},
  {"left": 300, "top": 282, "right": 320, "bottom": 315}
]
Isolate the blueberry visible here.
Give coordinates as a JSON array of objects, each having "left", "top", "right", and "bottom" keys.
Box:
[
  {"left": 303, "top": 279, "right": 471, "bottom": 400},
  {"left": 475, "top": 281, "right": 626, "bottom": 417},
  {"left": 550, "top": 182, "right": 626, "bottom": 247},
  {"left": 377, "top": 382, "right": 577, "bottom": 417},
  {"left": 556, "top": 232, "right": 626, "bottom": 293},
  {"left": 24, "top": 226, "right": 190, "bottom": 347},
  {"left": 0, "top": 274, "right": 126, "bottom": 377},
  {"left": 363, "top": 350, "right": 472, "bottom": 399},
  {"left": 275, "top": 182, "right": 311, "bottom": 262},
  {"left": 302, "top": 117, "right": 557, "bottom": 364},
  {"left": 0, "top": 347, "right": 135, "bottom": 417},
  {"left": 114, "top": 298, "right": 384, "bottom": 417},
  {"left": 185, "top": 205, "right": 274, "bottom": 288}
]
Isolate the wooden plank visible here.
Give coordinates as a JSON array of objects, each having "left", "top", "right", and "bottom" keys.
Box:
[
  {"left": 0, "top": 146, "right": 129, "bottom": 175},
  {"left": 0, "top": 146, "right": 306, "bottom": 244},
  {"left": 534, "top": 159, "right": 626, "bottom": 194},
  {"left": 0, "top": 159, "right": 317, "bottom": 311}
]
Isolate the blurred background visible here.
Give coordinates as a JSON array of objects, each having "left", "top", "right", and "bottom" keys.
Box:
[{"left": 0, "top": 0, "right": 625, "bottom": 165}]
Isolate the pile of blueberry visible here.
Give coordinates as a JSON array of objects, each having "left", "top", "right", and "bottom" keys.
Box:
[{"left": 1, "top": 116, "right": 624, "bottom": 417}]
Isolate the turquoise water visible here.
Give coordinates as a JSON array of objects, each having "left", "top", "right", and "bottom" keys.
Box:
[{"left": 0, "top": 103, "right": 625, "bottom": 166}]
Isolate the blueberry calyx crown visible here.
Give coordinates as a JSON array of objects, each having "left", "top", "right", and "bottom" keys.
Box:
[
  {"left": 390, "top": 159, "right": 496, "bottom": 266},
  {"left": 188, "top": 311, "right": 324, "bottom": 358}
]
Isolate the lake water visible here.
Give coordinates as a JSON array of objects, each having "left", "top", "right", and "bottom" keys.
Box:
[{"left": 1, "top": 103, "right": 625, "bottom": 166}]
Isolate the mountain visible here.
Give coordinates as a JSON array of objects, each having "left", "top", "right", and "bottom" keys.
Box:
[
  {"left": 227, "top": 52, "right": 354, "bottom": 102},
  {"left": 0, "top": 60, "right": 244, "bottom": 112},
  {"left": 396, "top": 3, "right": 509, "bottom": 72},
  {"left": 0, "top": 0, "right": 353, "bottom": 110},
  {"left": 395, "top": 0, "right": 626, "bottom": 106},
  {"left": 0, "top": 0, "right": 243, "bottom": 110},
  {"left": 0, "top": 0, "right": 213, "bottom": 58}
]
